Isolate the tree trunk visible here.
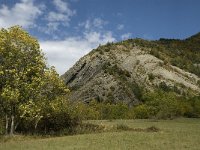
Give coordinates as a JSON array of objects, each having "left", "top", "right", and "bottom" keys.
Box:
[
  {"left": 5, "top": 114, "right": 8, "bottom": 135},
  {"left": 10, "top": 115, "right": 15, "bottom": 135},
  {"left": 15, "top": 122, "right": 19, "bottom": 130}
]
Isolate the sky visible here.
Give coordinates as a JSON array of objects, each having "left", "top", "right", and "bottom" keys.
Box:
[{"left": 0, "top": 0, "right": 200, "bottom": 74}]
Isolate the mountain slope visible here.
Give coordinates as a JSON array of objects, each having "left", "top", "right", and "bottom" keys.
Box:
[{"left": 61, "top": 35, "right": 200, "bottom": 104}]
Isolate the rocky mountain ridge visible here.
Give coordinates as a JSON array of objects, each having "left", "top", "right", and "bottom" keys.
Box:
[{"left": 61, "top": 35, "right": 200, "bottom": 104}]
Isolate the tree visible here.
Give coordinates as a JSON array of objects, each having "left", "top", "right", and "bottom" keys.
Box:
[
  {"left": 142, "top": 90, "right": 183, "bottom": 119},
  {"left": 18, "top": 67, "right": 70, "bottom": 132},
  {"left": 0, "top": 26, "right": 69, "bottom": 135}
]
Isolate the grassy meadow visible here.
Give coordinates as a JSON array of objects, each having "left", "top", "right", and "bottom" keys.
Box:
[{"left": 0, "top": 118, "right": 200, "bottom": 150}]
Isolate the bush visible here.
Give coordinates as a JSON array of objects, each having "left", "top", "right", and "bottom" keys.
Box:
[
  {"left": 146, "top": 126, "right": 160, "bottom": 132},
  {"left": 142, "top": 90, "right": 184, "bottom": 119},
  {"left": 116, "top": 124, "right": 132, "bottom": 131},
  {"left": 197, "top": 80, "right": 200, "bottom": 87},
  {"left": 100, "top": 103, "right": 129, "bottom": 119},
  {"left": 71, "top": 123, "right": 105, "bottom": 135},
  {"left": 133, "top": 105, "right": 150, "bottom": 119},
  {"left": 159, "top": 82, "right": 171, "bottom": 92},
  {"left": 185, "top": 96, "right": 200, "bottom": 118},
  {"left": 16, "top": 99, "right": 82, "bottom": 134},
  {"left": 148, "top": 73, "right": 155, "bottom": 81}
]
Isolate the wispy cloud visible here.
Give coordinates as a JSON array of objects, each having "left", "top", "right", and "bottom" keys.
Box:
[
  {"left": 79, "top": 18, "right": 108, "bottom": 30},
  {"left": 0, "top": 0, "right": 76, "bottom": 33},
  {"left": 117, "top": 24, "right": 124, "bottom": 30},
  {"left": 0, "top": 0, "right": 43, "bottom": 28},
  {"left": 121, "top": 33, "right": 132, "bottom": 40},
  {"left": 53, "top": 0, "right": 71, "bottom": 13},
  {"left": 39, "top": 17, "right": 115, "bottom": 74},
  {"left": 40, "top": 31, "right": 115, "bottom": 74},
  {"left": 0, "top": 0, "right": 116, "bottom": 74},
  {"left": 44, "top": 0, "right": 76, "bottom": 33}
]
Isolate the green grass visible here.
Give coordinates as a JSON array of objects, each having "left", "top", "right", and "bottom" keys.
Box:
[{"left": 1, "top": 118, "right": 200, "bottom": 150}]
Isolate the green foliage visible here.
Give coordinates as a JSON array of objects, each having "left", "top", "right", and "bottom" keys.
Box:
[
  {"left": 121, "top": 34, "right": 200, "bottom": 77},
  {"left": 0, "top": 26, "right": 45, "bottom": 134},
  {"left": 132, "top": 91, "right": 200, "bottom": 119},
  {"left": 129, "top": 81, "right": 143, "bottom": 100},
  {"left": 99, "top": 103, "right": 128, "bottom": 119},
  {"left": 70, "top": 123, "right": 105, "bottom": 135},
  {"left": 0, "top": 26, "right": 71, "bottom": 135},
  {"left": 148, "top": 73, "right": 155, "bottom": 81},
  {"left": 17, "top": 98, "right": 80, "bottom": 134},
  {"left": 133, "top": 105, "right": 150, "bottom": 119},
  {"left": 158, "top": 82, "right": 172, "bottom": 92},
  {"left": 116, "top": 124, "right": 132, "bottom": 131},
  {"left": 142, "top": 90, "right": 184, "bottom": 119},
  {"left": 150, "top": 48, "right": 161, "bottom": 58},
  {"left": 75, "top": 90, "right": 200, "bottom": 120},
  {"left": 197, "top": 80, "right": 200, "bottom": 87},
  {"left": 103, "top": 63, "right": 130, "bottom": 80},
  {"left": 74, "top": 101, "right": 100, "bottom": 120},
  {"left": 155, "top": 36, "right": 200, "bottom": 77},
  {"left": 74, "top": 100, "right": 130, "bottom": 120},
  {"left": 185, "top": 96, "right": 200, "bottom": 118}
]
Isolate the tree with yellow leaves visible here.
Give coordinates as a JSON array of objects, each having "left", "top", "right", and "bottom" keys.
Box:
[{"left": 0, "top": 26, "right": 69, "bottom": 135}]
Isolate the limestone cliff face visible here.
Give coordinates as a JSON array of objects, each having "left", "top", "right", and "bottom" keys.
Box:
[{"left": 61, "top": 40, "right": 200, "bottom": 104}]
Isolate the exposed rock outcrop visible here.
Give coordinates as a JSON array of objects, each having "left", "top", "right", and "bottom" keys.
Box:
[{"left": 61, "top": 39, "right": 200, "bottom": 104}]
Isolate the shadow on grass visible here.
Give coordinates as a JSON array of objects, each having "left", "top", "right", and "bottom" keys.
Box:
[
  {"left": 116, "top": 124, "right": 160, "bottom": 132},
  {"left": 0, "top": 123, "right": 160, "bottom": 142}
]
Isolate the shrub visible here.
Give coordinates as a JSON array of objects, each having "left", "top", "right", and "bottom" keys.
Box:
[
  {"left": 198, "top": 80, "right": 200, "bottom": 87},
  {"left": 116, "top": 124, "right": 132, "bottom": 131},
  {"left": 159, "top": 82, "right": 171, "bottom": 92},
  {"left": 148, "top": 73, "right": 155, "bottom": 81},
  {"left": 66, "top": 123, "right": 105, "bottom": 135},
  {"left": 133, "top": 105, "right": 150, "bottom": 119},
  {"left": 142, "top": 90, "right": 184, "bottom": 119},
  {"left": 146, "top": 126, "right": 160, "bottom": 132},
  {"left": 16, "top": 99, "right": 82, "bottom": 134}
]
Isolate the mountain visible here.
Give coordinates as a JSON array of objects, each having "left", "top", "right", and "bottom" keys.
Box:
[{"left": 61, "top": 34, "right": 200, "bottom": 104}]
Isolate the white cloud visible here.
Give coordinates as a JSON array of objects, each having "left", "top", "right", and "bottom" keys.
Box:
[
  {"left": 45, "top": 0, "right": 76, "bottom": 32},
  {"left": 53, "top": 0, "right": 76, "bottom": 15},
  {"left": 117, "top": 24, "right": 124, "bottom": 30},
  {"left": 40, "top": 31, "right": 115, "bottom": 74},
  {"left": 53, "top": 0, "right": 69, "bottom": 13},
  {"left": 93, "top": 18, "right": 108, "bottom": 29},
  {"left": 46, "top": 0, "right": 76, "bottom": 22},
  {"left": 121, "top": 33, "right": 132, "bottom": 40},
  {"left": 79, "top": 18, "right": 108, "bottom": 30},
  {"left": 47, "top": 11, "right": 71, "bottom": 22},
  {"left": 0, "top": 0, "right": 43, "bottom": 28},
  {"left": 38, "top": 22, "right": 60, "bottom": 36}
]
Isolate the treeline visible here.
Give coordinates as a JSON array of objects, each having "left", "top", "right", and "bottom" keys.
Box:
[{"left": 73, "top": 90, "right": 200, "bottom": 120}]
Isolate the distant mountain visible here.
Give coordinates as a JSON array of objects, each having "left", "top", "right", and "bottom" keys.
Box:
[{"left": 61, "top": 34, "right": 200, "bottom": 104}]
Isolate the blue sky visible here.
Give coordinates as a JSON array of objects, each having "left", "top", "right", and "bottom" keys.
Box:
[{"left": 0, "top": 0, "right": 200, "bottom": 74}]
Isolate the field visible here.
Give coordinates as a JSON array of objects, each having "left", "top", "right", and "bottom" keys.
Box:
[{"left": 0, "top": 118, "right": 200, "bottom": 150}]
